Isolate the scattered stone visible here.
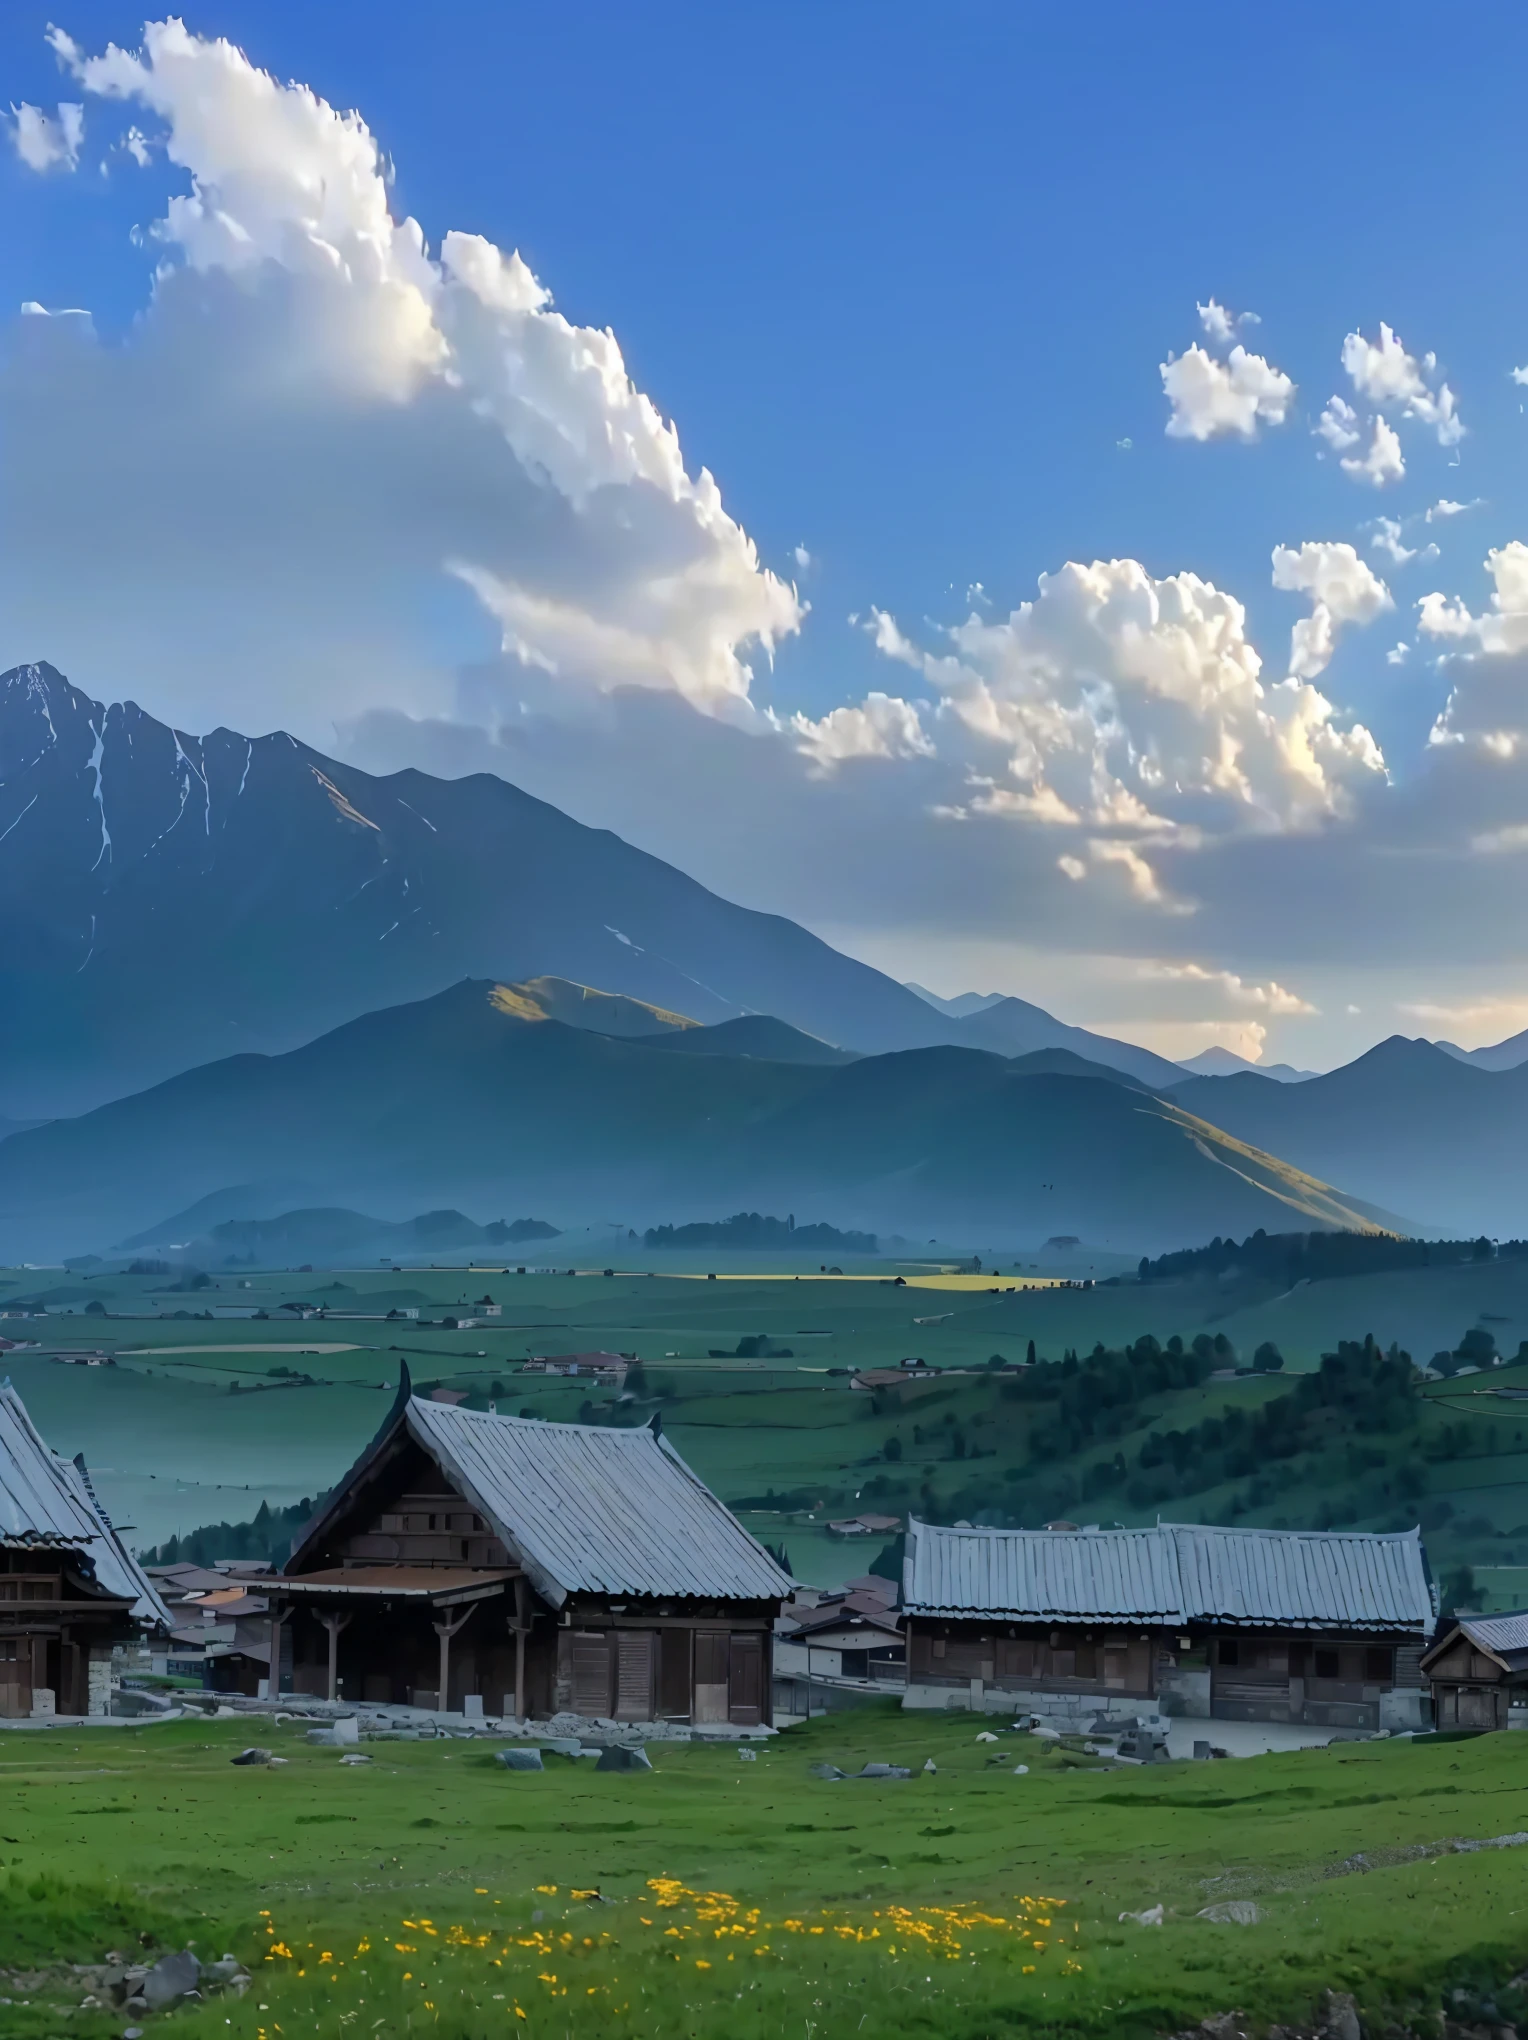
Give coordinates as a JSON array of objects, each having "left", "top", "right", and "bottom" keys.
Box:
[
  {"left": 339, "top": 1753, "right": 371, "bottom": 1765},
  {"left": 856, "top": 1762, "right": 912, "bottom": 1780},
  {"left": 810, "top": 1763, "right": 847, "bottom": 1780},
  {"left": 1013, "top": 1763, "right": 1030, "bottom": 1775},
  {"left": 1321, "top": 1990, "right": 1361, "bottom": 2040},
  {"left": 140, "top": 1949, "right": 201, "bottom": 2012},
  {"left": 230, "top": 1747, "right": 272, "bottom": 1767},
  {"left": 595, "top": 1743, "right": 653, "bottom": 1772},
  {"left": 1454, "top": 1831, "right": 1528, "bottom": 1853},
  {"left": 975, "top": 1731, "right": 999, "bottom": 1743},
  {"left": 922, "top": 1758, "right": 937, "bottom": 1774},
  {"left": 738, "top": 1747, "right": 757, "bottom": 1761},
  {"left": 541, "top": 1737, "right": 583, "bottom": 1758},
  {"left": 1119, "top": 1903, "right": 1164, "bottom": 1926},
  {"left": 1197, "top": 1900, "right": 1264, "bottom": 1925},
  {"left": 496, "top": 1748, "right": 544, "bottom": 1772}
]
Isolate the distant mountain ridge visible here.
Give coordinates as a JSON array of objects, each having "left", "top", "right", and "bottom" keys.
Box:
[
  {"left": 0, "top": 977, "right": 1401, "bottom": 1260},
  {"left": 0, "top": 663, "right": 960, "bottom": 1115},
  {"left": 1172, "top": 1034, "right": 1528, "bottom": 1235},
  {"left": 0, "top": 662, "right": 1180, "bottom": 1115}
]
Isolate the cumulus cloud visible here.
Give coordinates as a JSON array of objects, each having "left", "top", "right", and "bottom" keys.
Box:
[
  {"left": 1341, "top": 415, "right": 1405, "bottom": 488},
  {"left": 1341, "top": 322, "right": 1464, "bottom": 445},
  {"left": 0, "top": 18, "right": 799, "bottom": 735},
  {"left": 787, "top": 692, "right": 935, "bottom": 776},
  {"left": 8, "top": 99, "right": 83, "bottom": 170},
  {"left": 1367, "top": 517, "right": 1437, "bottom": 569},
  {"left": 1315, "top": 396, "right": 1362, "bottom": 452},
  {"left": 1418, "top": 543, "right": 1528, "bottom": 662},
  {"left": 1270, "top": 541, "right": 1391, "bottom": 679},
  {"left": 1160, "top": 341, "right": 1295, "bottom": 442},
  {"left": 1426, "top": 497, "right": 1481, "bottom": 522},
  {"left": 1195, "top": 298, "right": 1259, "bottom": 345},
  {"left": 862, "top": 556, "right": 1385, "bottom": 917}
]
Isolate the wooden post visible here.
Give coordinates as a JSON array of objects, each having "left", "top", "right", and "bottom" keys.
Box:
[
  {"left": 319, "top": 1611, "right": 353, "bottom": 1702},
  {"left": 431, "top": 1605, "right": 475, "bottom": 1715},
  {"left": 510, "top": 1576, "right": 531, "bottom": 1721},
  {"left": 269, "top": 1608, "right": 285, "bottom": 1698}
]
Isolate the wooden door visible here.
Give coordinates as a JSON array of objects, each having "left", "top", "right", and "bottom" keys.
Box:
[
  {"left": 615, "top": 1632, "right": 655, "bottom": 1722},
  {"left": 694, "top": 1630, "right": 730, "bottom": 1724},
  {"left": 572, "top": 1632, "right": 613, "bottom": 1718},
  {"left": 0, "top": 1637, "right": 29, "bottom": 1718},
  {"left": 728, "top": 1632, "right": 764, "bottom": 1726},
  {"left": 659, "top": 1630, "right": 692, "bottom": 1719}
]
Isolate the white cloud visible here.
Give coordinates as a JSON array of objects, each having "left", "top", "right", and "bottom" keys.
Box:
[
  {"left": 1386, "top": 642, "right": 1410, "bottom": 665},
  {"left": 1426, "top": 497, "right": 1481, "bottom": 522},
  {"left": 0, "top": 18, "right": 799, "bottom": 735},
  {"left": 1270, "top": 541, "right": 1392, "bottom": 679},
  {"left": 1418, "top": 543, "right": 1528, "bottom": 660},
  {"left": 865, "top": 556, "right": 1385, "bottom": 914},
  {"left": 1198, "top": 299, "right": 1235, "bottom": 344},
  {"left": 1513, "top": 366, "right": 1528, "bottom": 388},
  {"left": 1341, "top": 322, "right": 1464, "bottom": 445},
  {"left": 1399, "top": 997, "right": 1528, "bottom": 1044},
  {"left": 1136, "top": 960, "right": 1316, "bottom": 1015},
  {"left": 1160, "top": 342, "right": 1294, "bottom": 442},
  {"left": 792, "top": 544, "right": 812, "bottom": 570},
  {"left": 1315, "top": 395, "right": 1362, "bottom": 452},
  {"left": 9, "top": 99, "right": 83, "bottom": 171},
  {"left": 1341, "top": 415, "right": 1405, "bottom": 488},
  {"left": 787, "top": 692, "right": 935, "bottom": 776}
]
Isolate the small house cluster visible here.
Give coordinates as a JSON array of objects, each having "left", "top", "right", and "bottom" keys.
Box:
[{"left": 14, "top": 1356, "right": 1528, "bottom": 1746}]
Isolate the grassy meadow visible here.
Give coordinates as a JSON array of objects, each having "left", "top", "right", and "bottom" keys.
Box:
[
  {"left": 6, "top": 1708, "right": 1528, "bottom": 2039},
  {"left": 5, "top": 1254, "right": 1528, "bottom": 1589}
]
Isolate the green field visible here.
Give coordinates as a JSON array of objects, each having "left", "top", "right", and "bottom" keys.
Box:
[
  {"left": 6, "top": 1710, "right": 1528, "bottom": 2038},
  {"left": 5, "top": 1257, "right": 1528, "bottom": 1593}
]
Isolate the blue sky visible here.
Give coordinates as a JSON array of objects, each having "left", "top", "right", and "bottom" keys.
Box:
[{"left": 4, "top": 5, "right": 1528, "bottom": 1067}]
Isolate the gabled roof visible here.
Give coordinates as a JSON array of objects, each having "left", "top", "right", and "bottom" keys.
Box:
[
  {"left": 1421, "top": 1610, "right": 1528, "bottom": 1675},
  {"left": 0, "top": 1382, "right": 169, "bottom": 1625},
  {"left": 290, "top": 1388, "right": 791, "bottom": 1610},
  {"left": 903, "top": 1519, "right": 1433, "bottom": 1633}
]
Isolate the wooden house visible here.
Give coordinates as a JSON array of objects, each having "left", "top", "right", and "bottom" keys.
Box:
[
  {"left": 0, "top": 1382, "right": 168, "bottom": 1718},
  {"left": 1421, "top": 1611, "right": 1528, "bottom": 1731},
  {"left": 276, "top": 1371, "right": 790, "bottom": 1725},
  {"left": 902, "top": 1518, "right": 1435, "bottom": 1731}
]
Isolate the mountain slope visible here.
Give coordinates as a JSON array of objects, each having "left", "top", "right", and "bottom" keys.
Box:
[
  {"left": 0, "top": 663, "right": 957, "bottom": 1115},
  {"left": 1173, "top": 1047, "right": 1315, "bottom": 1082},
  {"left": 944, "top": 995, "right": 1186, "bottom": 1086},
  {"left": 0, "top": 979, "right": 1400, "bottom": 1259},
  {"left": 1173, "top": 1036, "right": 1528, "bottom": 1235}
]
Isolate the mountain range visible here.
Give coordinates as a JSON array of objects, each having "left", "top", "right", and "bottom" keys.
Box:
[
  {"left": 1172, "top": 1037, "right": 1528, "bottom": 1238},
  {"left": 0, "top": 976, "right": 1398, "bottom": 1260},
  {"left": 0, "top": 663, "right": 1179, "bottom": 1116}
]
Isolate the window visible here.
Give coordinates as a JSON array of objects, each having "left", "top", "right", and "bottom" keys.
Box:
[
  {"left": 1364, "top": 1646, "right": 1392, "bottom": 1683},
  {"left": 1218, "top": 1638, "right": 1239, "bottom": 1667},
  {"left": 1314, "top": 1648, "right": 1339, "bottom": 1680}
]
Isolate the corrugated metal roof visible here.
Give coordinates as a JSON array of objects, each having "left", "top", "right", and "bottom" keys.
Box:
[
  {"left": 300, "top": 1398, "right": 791, "bottom": 1610},
  {"left": 1459, "top": 1611, "right": 1528, "bottom": 1657},
  {"left": 0, "top": 1382, "right": 169, "bottom": 1624},
  {"left": 903, "top": 1518, "right": 1432, "bottom": 1632}
]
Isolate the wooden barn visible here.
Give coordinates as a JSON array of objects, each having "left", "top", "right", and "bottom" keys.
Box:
[
  {"left": 275, "top": 1373, "right": 790, "bottom": 1725},
  {"left": 0, "top": 1381, "right": 168, "bottom": 1718},
  {"left": 1421, "top": 1611, "right": 1528, "bottom": 1731},
  {"left": 902, "top": 1518, "right": 1436, "bottom": 1730}
]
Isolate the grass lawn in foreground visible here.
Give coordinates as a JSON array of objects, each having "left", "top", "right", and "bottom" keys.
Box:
[{"left": 5, "top": 1706, "right": 1528, "bottom": 2038}]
